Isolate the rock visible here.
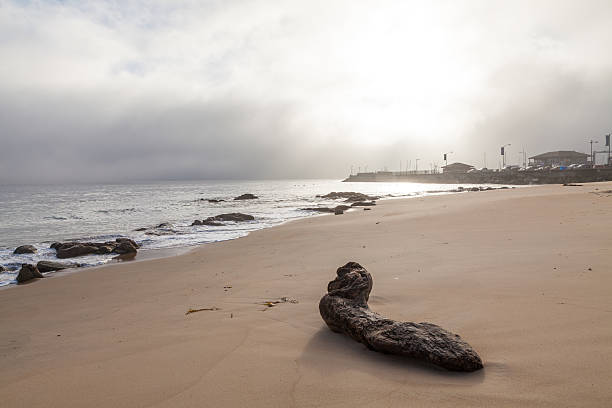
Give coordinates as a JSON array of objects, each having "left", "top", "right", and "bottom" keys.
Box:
[
  {"left": 134, "top": 227, "right": 148, "bottom": 231},
  {"left": 14, "top": 245, "right": 37, "bottom": 254},
  {"left": 193, "top": 213, "right": 253, "bottom": 226},
  {"left": 114, "top": 240, "right": 138, "bottom": 255},
  {"left": 156, "top": 222, "right": 173, "bottom": 228},
  {"left": 334, "top": 208, "right": 344, "bottom": 215},
  {"left": 0, "top": 265, "right": 6, "bottom": 272},
  {"left": 53, "top": 240, "right": 139, "bottom": 258},
  {"left": 302, "top": 205, "right": 350, "bottom": 213},
  {"left": 55, "top": 244, "right": 102, "bottom": 258},
  {"left": 319, "top": 262, "right": 483, "bottom": 372},
  {"left": 116, "top": 238, "right": 139, "bottom": 249},
  {"left": 207, "top": 213, "right": 255, "bottom": 222},
  {"left": 233, "top": 193, "right": 258, "bottom": 200},
  {"left": 363, "top": 208, "right": 371, "bottom": 211},
  {"left": 36, "top": 261, "right": 80, "bottom": 273},
  {"left": 16, "top": 264, "right": 44, "bottom": 283},
  {"left": 350, "top": 201, "right": 376, "bottom": 207},
  {"left": 207, "top": 199, "right": 225, "bottom": 203},
  {"left": 317, "top": 192, "right": 379, "bottom": 202}
]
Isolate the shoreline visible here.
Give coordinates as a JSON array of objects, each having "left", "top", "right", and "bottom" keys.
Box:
[
  {"left": 1, "top": 182, "right": 610, "bottom": 407},
  {"left": 0, "top": 183, "right": 517, "bottom": 287}
]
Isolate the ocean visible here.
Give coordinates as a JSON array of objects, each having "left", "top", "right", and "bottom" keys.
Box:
[{"left": 0, "top": 179, "right": 502, "bottom": 286}]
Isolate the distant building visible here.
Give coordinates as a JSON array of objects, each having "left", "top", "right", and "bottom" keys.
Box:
[
  {"left": 441, "top": 162, "right": 474, "bottom": 173},
  {"left": 528, "top": 151, "right": 588, "bottom": 166}
]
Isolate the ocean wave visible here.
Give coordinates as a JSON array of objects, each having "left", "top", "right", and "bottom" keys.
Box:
[{"left": 95, "top": 208, "right": 139, "bottom": 214}]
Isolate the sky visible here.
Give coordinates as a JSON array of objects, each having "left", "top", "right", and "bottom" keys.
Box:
[{"left": 1, "top": 0, "right": 612, "bottom": 183}]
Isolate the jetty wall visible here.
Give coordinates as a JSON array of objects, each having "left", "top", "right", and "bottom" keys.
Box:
[{"left": 343, "top": 168, "right": 612, "bottom": 185}]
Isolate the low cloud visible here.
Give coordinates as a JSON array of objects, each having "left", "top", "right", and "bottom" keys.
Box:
[{"left": 1, "top": 0, "right": 612, "bottom": 183}]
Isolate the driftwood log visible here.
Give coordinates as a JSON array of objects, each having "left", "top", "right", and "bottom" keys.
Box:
[{"left": 319, "top": 262, "right": 483, "bottom": 372}]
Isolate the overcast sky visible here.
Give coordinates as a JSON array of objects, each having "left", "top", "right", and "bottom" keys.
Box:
[{"left": 1, "top": 0, "right": 612, "bottom": 183}]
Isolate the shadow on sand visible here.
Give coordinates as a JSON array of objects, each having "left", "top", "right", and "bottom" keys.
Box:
[{"left": 298, "top": 326, "right": 486, "bottom": 385}]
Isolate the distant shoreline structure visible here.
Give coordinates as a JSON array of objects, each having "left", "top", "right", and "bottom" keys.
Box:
[{"left": 343, "top": 168, "right": 612, "bottom": 184}]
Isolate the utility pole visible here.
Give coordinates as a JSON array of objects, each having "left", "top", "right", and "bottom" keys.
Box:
[
  {"left": 588, "top": 140, "right": 599, "bottom": 165},
  {"left": 606, "top": 134, "right": 611, "bottom": 166},
  {"left": 518, "top": 148, "right": 526, "bottom": 168},
  {"left": 415, "top": 158, "right": 420, "bottom": 172}
]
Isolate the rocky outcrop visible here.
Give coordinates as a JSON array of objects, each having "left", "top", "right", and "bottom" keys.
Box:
[
  {"left": 16, "top": 264, "right": 44, "bottom": 283},
  {"left": 52, "top": 238, "right": 139, "bottom": 259},
  {"left": 319, "top": 262, "right": 483, "bottom": 372},
  {"left": 36, "top": 261, "right": 81, "bottom": 273},
  {"left": 0, "top": 265, "right": 6, "bottom": 272},
  {"left": 192, "top": 213, "right": 255, "bottom": 226},
  {"left": 234, "top": 193, "right": 258, "bottom": 200},
  {"left": 317, "top": 192, "right": 380, "bottom": 202},
  {"left": 138, "top": 223, "right": 178, "bottom": 235},
  {"left": 350, "top": 201, "right": 376, "bottom": 207},
  {"left": 301, "top": 205, "right": 350, "bottom": 214},
  {"left": 202, "top": 199, "right": 225, "bottom": 203},
  {"left": 14, "top": 245, "right": 37, "bottom": 254}
]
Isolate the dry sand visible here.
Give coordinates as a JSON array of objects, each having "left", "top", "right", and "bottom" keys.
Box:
[{"left": 1, "top": 182, "right": 611, "bottom": 407}]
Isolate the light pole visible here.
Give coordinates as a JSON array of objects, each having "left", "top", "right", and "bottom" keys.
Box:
[
  {"left": 518, "top": 148, "right": 526, "bottom": 168},
  {"left": 501, "top": 144, "right": 511, "bottom": 167},
  {"left": 443, "top": 151, "right": 453, "bottom": 167},
  {"left": 415, "top": 158, "right": 420, "bottom": 172},
  {"left": 606, "top": 134, "right": 611, "bottom": 166},
  {"left": 588, "top": 140, "right": 598, "bottom": 165}
]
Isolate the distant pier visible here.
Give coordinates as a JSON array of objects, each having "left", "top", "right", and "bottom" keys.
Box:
[{"left": 343, "top": 168, "right": 612, "bottom": 185}]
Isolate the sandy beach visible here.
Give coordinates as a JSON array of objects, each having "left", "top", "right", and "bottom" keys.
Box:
[{"left": 1, "top": 182, "right": 611, "bottom": 407}]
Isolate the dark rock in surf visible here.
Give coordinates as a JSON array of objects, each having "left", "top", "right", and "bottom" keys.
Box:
[
  {"left": 16, "top": 264, "right": 44, "bottom": 283},
  {"left": 350, "top": 201, "right": 376, "bottom": 207},
  {"left": 36, "top": 261, "right": 81, "bottom": 273},
  {"left": 53, "top": 238, "right": 139, "bottom": 258},
  {"left": 206, "top": 199, "right": 225, "bottom": 203},
  {"left": 317, "top": 192, "right": 380, "bottom": 202},
  {"left": 0, "top": 265, "right": 6, "bottom": 272},
  {"left": 55, "top": 243, "right": 104, "bottom": 258},
  {"left": 114, "top": 240, "right": 138, "bottom": 255},
  {"left": 319, "top": 262, "right": 483, "bottom": 372},
  {"left": 334, "top": 208, "right": 344, "bottom": 215},
  {"left": 14, "top": 245, "right": 37, "bottom": 254},
  {"left": 301, "top": 205, "right": 350, "bottom": 214},
  {"left": 207, "top": 213, "right": 255, "bottom": 222},
  {"left": 233, "top": 193, "right": 258, "bottom": 200},
  {"left": 193, "top": 213, "right": 254, "bottom": 227},
  {"left": 192, "top": 219, "right": 224, "bottom": 226},
  {"left": 116, "top": 238, "right": 139, "bottom": 249}
]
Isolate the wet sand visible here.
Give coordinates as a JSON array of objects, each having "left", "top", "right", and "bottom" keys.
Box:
[{"left": 1, "top": 182, "right": 611, "bottom": 407}]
